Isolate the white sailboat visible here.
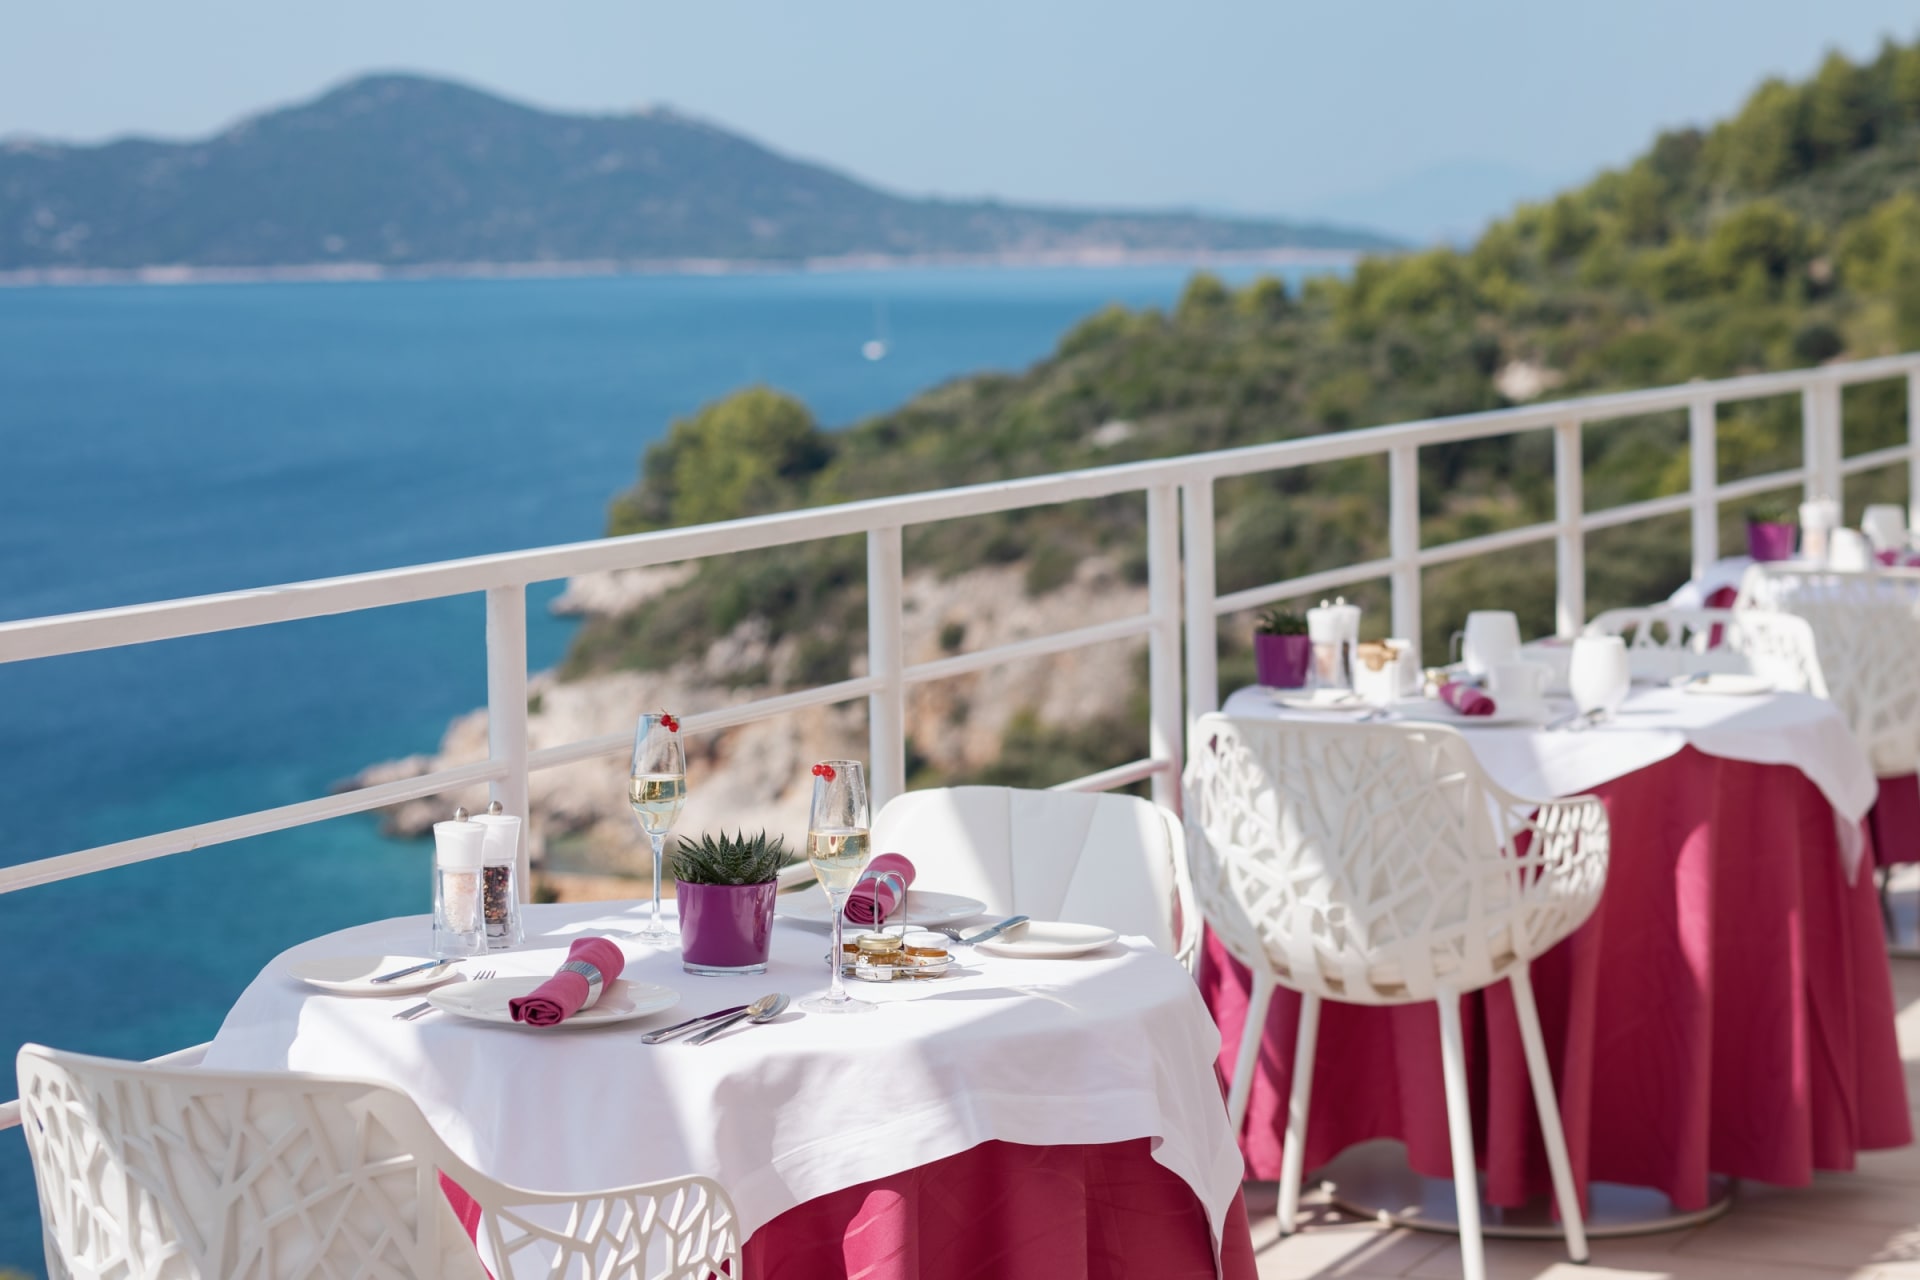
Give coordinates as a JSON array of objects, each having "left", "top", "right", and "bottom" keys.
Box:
[{"left": 862, "top": 300, "right": 889, "bottom": 361}]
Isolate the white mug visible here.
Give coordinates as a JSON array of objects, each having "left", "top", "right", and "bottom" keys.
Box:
[
  {"left": 1460, "top": 611, "right": 1522, "bottom": 676},
  {"left": 1568, "top": 635, "right": 1631, "bottom": 719},
  {"left": 1487, "top": 661, "right": 1549, "bottom": 716}
]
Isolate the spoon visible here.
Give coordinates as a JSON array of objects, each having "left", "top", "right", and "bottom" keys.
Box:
[{"left": 689, "top": 992, "right": 789, "bottom": 1045}]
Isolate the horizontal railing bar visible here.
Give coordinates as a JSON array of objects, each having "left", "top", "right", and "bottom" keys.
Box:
[
  {"left": 526, "top": 676, "right": 886, "bottom": 773},
  {"left": 904, "top": 615, "right": 1156, "bottom": 685},
  {"left": 1710, "top": 468, "right": 1809, "bottom": 503},
  {"left": 1839, "top": 444, "right": 1913, "bottom": 475},
  {"left": 1577, "top": 491, "right": 1696, "bottom": 533},
  {"left": 5, "top": 354, "right": 1916, "bottom": 667},
  {"left": 1049, "top": 757, "right": 1168, "bottom": 793},
  {"left": 0, "top": 759, "right": 509, "bottom": 896},
  {"left": 1417, "top": 521, "right": 1559, "bottom": 567},
  {"left": 1212, "top": 558, "right": 1398, "bottom": 617},
  {"left": 0, "top": 1040, "right": 212, "bottom": 1133}
]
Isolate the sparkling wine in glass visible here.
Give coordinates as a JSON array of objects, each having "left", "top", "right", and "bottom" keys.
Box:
[
  {"left": 629, "top": 711, "right": 687, "bottom": 942},
  {"left": 801, "top": 760, "right": 874, "bottom": 1015}
]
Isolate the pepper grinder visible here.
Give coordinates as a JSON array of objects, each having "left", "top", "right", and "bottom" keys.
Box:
[
  {"left": 472, "top": 799, "right": 525, "bottom": 950},
  {"left": 431, "top": 807, "right": 487, "bottom": 959}
]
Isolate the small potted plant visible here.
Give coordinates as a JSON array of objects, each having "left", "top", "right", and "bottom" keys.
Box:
[
  {"left": 1745, "top": 502, "right": 1798, "bottom": 562},
  {"left": 1254, "top": 607, "right": 1313, "bottom": 688},
  {"left": 673, "top": 829, "right": 791, "bottom": 976}
]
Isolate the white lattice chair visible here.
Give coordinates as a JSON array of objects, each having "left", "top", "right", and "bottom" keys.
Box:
[
  {"left": 1185, "top": 714, "right": 1609, "bottom": 1280},
  {"left": 1584, "top": 605, "right": 1828, "bottom": 695},
  {"left": 870, "top": 785, "right": 1200, "bottom": 970},
  {"left": 1736, "top": 564, "right": 1920, "bottom": 777},
  {"left": 16, "top": 1044, "right": 743, "bottom": 1280}
]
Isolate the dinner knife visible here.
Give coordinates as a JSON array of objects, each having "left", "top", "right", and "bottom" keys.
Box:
[
  {"left": 371, "top": 958, "right": 455, "bottom": 984},
  {"left": 960, "top": 915, "right": 1030, "bottom": 946},
  {"left": 641, "top": 1005, "right": 749, "bottom": 1044}
]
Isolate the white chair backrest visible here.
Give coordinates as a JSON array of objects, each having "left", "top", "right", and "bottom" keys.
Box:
[
  {"left": 1736, "top": 564, "right": 1920, "bottom": 776},
  {"left": 16, "top": 1044, "right": 741, "bottom": 1280},
  {"left": 870, "top": 786, "right": 1198, "bottom": 967},
  {"left": 1583, "top": 605, "right": 1827, "bottom": 696},
  {"left": 1184, "top": 715, "right": 1608, "bottom": 1005}
]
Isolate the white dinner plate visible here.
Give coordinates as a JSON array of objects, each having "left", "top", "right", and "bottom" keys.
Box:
[
  {"left": 974, "top": 921, "right": 1121, "bottom": 959},
  {"left": 1270, "top": 690, "right": 1371, "bottom": 714},
  {"left": 1395, "top": 698, "right": 1552, "bottom": 728},
  {"left": 777, "top": 889, "right": 988, "bottom": 929},
  {"left": 425, "top": 977, "right": 679, "bottom": 1028},
  {"left": 285, "top": 954, "right": 464, "bottom": 996},
  {"left": 1681, "top": 673, "right": 1774, "bottom": 697}
]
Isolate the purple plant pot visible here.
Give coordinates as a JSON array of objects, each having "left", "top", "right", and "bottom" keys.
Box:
[
  {"left": 1747, "top": 520, "right": 1798, "bottom": 562},
  {"left": 677, "top": 880, "right": 777, "bottom": 975},
  {"left": 1254, "top": 633, "right": 1314, "bottom": 688}
]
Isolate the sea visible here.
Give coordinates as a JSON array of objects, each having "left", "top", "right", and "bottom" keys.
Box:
[{"left": 0, "top": 260, "right": 1333, "bottom": 1269}]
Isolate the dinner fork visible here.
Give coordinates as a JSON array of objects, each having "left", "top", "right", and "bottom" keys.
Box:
[{"left": 393, "top": 969, "right": 493, "bottom": 1021}]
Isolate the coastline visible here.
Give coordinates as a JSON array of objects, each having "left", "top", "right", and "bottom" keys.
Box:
[{"left": 0, "top": 245, "right": 1366, "bottom": 289}]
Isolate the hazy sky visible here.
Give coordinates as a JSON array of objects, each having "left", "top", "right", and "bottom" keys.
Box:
[{"left": 5, "top": 2, "right": 1918, "bottom": 238}]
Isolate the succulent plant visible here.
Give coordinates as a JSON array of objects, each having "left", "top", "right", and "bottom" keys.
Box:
[
  {"left": 1255, "top": 607, "right": 1310, "bottom": 636},
  {"left": 1746, "top": 501, "right": 1799, "bottom": 525},
  {"left": 671, "top": 829, "right": 793, "bottom": 886}
]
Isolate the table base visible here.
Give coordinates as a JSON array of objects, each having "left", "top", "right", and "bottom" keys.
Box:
[{"left": 1318, "top": 1142, "right": 1734, "bottom": 1239}]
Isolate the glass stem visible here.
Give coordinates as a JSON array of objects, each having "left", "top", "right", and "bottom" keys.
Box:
[
  {"left": 648, "top": 831, "right": 666, "bottom": 930},
  {"left": 827, "top": 891, "right": 848, "bottom": 1002}
]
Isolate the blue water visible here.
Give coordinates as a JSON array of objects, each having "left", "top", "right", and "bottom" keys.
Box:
[{"left": 0, "top": 262, "right": 1327, "bottom": 1269}]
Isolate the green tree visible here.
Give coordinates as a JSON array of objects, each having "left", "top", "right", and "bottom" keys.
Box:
[
  {"left": 1704, "top": 200, "right": 1814, "bottom": 292},
  {"left": 1175, "top": 271, "right": 1232, "bottom": 323},
  {"left": 606, "top": 387, "right": 831, "bottom": 535}
]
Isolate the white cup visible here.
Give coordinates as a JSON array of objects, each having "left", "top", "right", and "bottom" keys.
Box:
[
  {"left": 1487, "top": 661, "right": 1549, "bottom": 717},
  {"left": 1830, "top": 527, "right": 1873, "bottom": 572},
  {"left": 1461, "top": 611, "right": 1521, "bottom": 676},
  {"left": 1569, "top": 635, "right": 1631, "bottom": 719}
]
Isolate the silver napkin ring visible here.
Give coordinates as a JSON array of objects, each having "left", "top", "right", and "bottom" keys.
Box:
[{"left": 559, "top": 959, "right": 605, "bottom": 995}]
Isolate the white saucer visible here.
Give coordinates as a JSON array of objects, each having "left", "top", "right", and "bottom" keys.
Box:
[
  {"left": 1271, "top": 690, "right": 1371, "bottom": 714},
  {"left": 1681, "top": 673, "right": 1774, "bottom": 696},
  {"left": 425, "top": 977, "right": 679, "bottom": 1028},
  {"left": 777, "top": 888, "right": 987, "bottom": 929},
  {"left": 285, "top": 954, "right": 463, "bottom": 996},
  {"left": 974, "top": 921, "right": 1121, "bottom": 959}
]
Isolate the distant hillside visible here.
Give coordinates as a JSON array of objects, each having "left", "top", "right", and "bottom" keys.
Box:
[{"left": 0, "top": 74, "right": 1395, "bottom": 275}]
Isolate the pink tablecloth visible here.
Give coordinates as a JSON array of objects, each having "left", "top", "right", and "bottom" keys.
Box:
[
  {"left": 1200, "top": 747, "right": 1911, "bottom": 1212},
  {"left": 1872, "top": 774, "right": 1920, "bottom": 865},
  {"left": 449, "top": 1140, "right": 1255, "bottom": 1280}
]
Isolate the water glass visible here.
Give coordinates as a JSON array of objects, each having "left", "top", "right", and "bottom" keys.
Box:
[
  {"left": 1568, "top": 635, "right": 1630, "bottom": 719},
  {"left": 1460, "top": 611, "right": 1521, "bottom": 676}
]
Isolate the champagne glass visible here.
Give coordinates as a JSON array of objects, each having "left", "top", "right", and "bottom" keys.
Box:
[
  {"left": 800, "top": 759, "right": 874, "bottom": 1016},
  {"left": 628, "top": 711, "right": 687, "bottom": 943}
]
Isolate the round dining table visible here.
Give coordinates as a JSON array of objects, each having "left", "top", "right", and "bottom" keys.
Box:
[
  {"left": 1203, "top": 682, "right": 1911, "bottom": 1227},
  {"left": 203, "top": 900, "right": 1254, "bottom": 1280}
]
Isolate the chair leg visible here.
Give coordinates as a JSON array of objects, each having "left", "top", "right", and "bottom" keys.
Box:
[
  {"left": 1276, "top": 992, "right": 1321, "bottom": 1235},
  {"left": 1509, "top": 961, "right": 1590, "bottom": 1264},
  {"left": 1435, "top": 987, "right": 1487, "bottom": 1280},
  {"left": 1225, "top": 967, "right": 1277, "bottom": 1133}
]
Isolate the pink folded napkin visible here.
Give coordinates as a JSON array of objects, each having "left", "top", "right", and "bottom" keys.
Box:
[
  {"left": 508, "top": 936, "right": 626, "bottom": 1027},
  {"left": 1876, "top": 550, "right": 1920, "bottom": 567},
  {"left": 1438, "top": 681, "right": 1495, "bottom": 717},
  {"left": 845, "top": 853, "right": 915, "bottom": 925}
]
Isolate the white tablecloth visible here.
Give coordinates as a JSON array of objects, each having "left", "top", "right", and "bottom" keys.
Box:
[
  {"left": 1221, "top": 683, "right": 1877, "bottom": 880},
  {"left": 201, "top": 901, "right": 1243, "bottom": 1254}
]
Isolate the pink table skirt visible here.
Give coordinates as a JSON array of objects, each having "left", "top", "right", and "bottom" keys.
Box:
[
  {"left": 448, "top": 1139, "right": 1255, "bottom": 1280},
  {"left": 1200, "top": 747, "right": 1911, "bottom": 1212},
  {"left": 1871, "top": 774, "right": 1920, "bottom": 865}
]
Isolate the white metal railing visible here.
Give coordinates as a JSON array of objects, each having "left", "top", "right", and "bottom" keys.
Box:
[{"left": 3, "top": 351, "right": 1918, "bottom": 1132}]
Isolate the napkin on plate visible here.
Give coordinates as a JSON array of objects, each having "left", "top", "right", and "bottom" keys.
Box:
[
  {"left": 508, "top": 936, "right": 626, "bottom": 1026},
  {"left": 845, "top": 853, "right": 915, "bottom": 924},
  {"left": 1438, "top": 681, "right": 1495, "bottom": 717}
]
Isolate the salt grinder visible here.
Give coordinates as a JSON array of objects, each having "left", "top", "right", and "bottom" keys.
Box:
[{"left": 431, "top": 807, "right": 487, "bottom": 959}]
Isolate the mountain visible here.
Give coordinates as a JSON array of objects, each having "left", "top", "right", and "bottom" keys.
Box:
[
  {"left": 0, "top": 74, "right": 1396, "bottom": 275},
  {"left": 1301, "top": 158, "right": 1578, "bottom": 247}
]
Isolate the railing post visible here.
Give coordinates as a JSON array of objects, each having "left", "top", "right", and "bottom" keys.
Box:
[
  {"left": 1181, "top": 479, "right": 1219, "bottom": 723},
  {"left": 1909, "top": 370, "right": 1920, "bottom": 531},
  {"left": 1388, "top": 445, "right": 1421, "bottom": 643},
  {"left": 866, "top": 525, "right": 906, "bottom": 811},
  {"left": 1803, "top": 379, "right": 1843, "bottom": 503},
  {"left": 1554, "top": 420, "right": 1586, "bottom": 637},
  {"left": 1145, "top": 485, "right": 1183, "bottom": 812},
  {"left": 1687, "top": 399, "right": 1718, "bottom": 585},
  {"left": 485, "top": 584, "right": 532, "bottom": 902}
]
